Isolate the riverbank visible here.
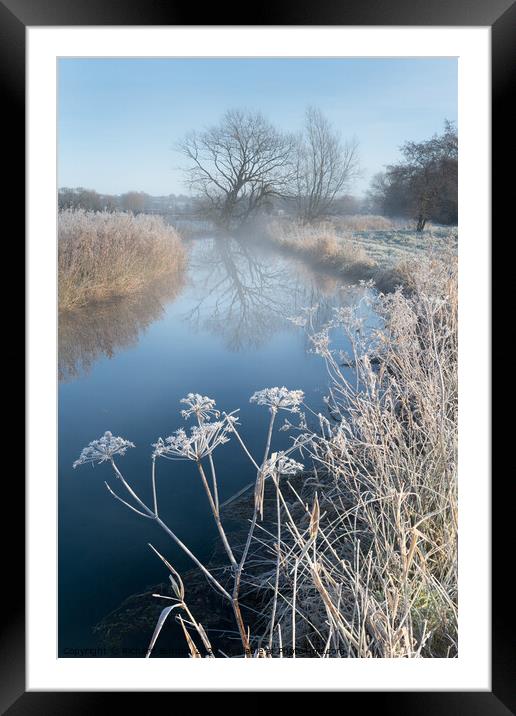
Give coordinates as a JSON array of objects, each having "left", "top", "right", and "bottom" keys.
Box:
[
  {"left": 58, "top": 209, "right": 187, "bottom": 311},
  {"left": 263, "top": 217, "right": 457, "bottom": 293},
  {"left": 248, "top": 254, "right": 458, "bottom": 658}
]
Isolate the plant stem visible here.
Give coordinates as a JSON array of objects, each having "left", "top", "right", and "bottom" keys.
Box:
[
  {"left": 268, "top": 474, "right": 282, "bottom": 651},
  {"left": 223, "top": 412, "right": 260, "bottom": 470},
  {"left": 110, "top": 459, "right": 154, "bottom": 517},
  {"left": 155, "top": 515, "right": 231, "bottom": 601},
  {"left": 208, "top": 453, "right": 219, "bottom": 513},
  {"left": 108, "top": 459, "right": 231, "bottom": 600},
  {"left": 151, "top": 457, "right": 158, "bottom": 516},
  {"left": 232, "top": 407, "right": 279, "bottom": 653},
  {"left": 196, "top": 461, "right": 237, "bottom": 568}
]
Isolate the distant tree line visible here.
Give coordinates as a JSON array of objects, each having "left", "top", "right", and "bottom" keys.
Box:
[
  {"left": 59, "top": 185, "right": 371, "bottom": 219},
  {"left": 58, "top": 188, "right": 202, "bottom": 215},
  {"left": 60, "top": 114, "right": 457, "bottom": 232}
]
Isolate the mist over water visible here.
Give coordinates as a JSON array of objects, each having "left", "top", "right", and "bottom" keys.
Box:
[{"left": 58, "top": 236, "right": 376, "bottom": 656}]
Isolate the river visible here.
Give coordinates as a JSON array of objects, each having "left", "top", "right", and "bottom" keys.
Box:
[{"left": 58, "top": 236, "right": 375, "bottom": 657}]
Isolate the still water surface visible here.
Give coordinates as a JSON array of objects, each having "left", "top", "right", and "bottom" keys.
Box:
[{"left": 58, "top": 237, "right": 374, "bottom": 656}]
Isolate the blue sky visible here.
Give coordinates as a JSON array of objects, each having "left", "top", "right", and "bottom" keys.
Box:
[{"left": 58, "top": 57, "right": 457, "bottom": 197}]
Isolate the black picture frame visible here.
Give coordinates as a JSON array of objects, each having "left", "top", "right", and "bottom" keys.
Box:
[{"left": 6, "top": 0, "right": 508, "bottom": 709}]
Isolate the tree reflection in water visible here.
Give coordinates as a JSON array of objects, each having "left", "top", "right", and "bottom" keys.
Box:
[
  {"left": 183, "top": 237, "right": 367, "bottom": 351},
  {"left": 58, "top": 236, "right": 370, "bottom": 381}
]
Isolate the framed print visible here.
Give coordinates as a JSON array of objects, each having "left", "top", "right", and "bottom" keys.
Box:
[{"left": 5, "top": 0, "right": 509, "bottom": 708}]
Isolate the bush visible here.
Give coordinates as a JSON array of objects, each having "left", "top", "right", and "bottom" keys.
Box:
[{"left": 58, "top": 210, "right": 187, "bottom": 311}]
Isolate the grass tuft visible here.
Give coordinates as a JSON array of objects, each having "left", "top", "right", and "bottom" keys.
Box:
[{"left": 265, "top": 220, "right": 376, "bottom": 279}]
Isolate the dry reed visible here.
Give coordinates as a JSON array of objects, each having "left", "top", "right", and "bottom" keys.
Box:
[
  {"left": 58, "top": 209, "right": 187, "bottom": 311},
  {"left": 265, "top": 220, "right": 376, "bottom": 279},
  {"left": 331, "top": 214, "right": 409, "bottom": 232},
  {"left": 248, "top": 255, "right": 458, "bottom": 657}
]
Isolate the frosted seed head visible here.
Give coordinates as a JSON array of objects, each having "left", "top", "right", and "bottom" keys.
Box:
[
  {"left": 152, "top": 418, "right": 232, "bottom": 462},
  {"left": 73, "top": 431, "right": 135, "bottom": 468},
  {"left": 180, "top": 393, "right": 219, "bottom": 421},
  {"left": 262, "top": 452, "right": 304, "bottom": 478},
  {"left": 250, "top": 387, "right": 304, "bottom": 413}
]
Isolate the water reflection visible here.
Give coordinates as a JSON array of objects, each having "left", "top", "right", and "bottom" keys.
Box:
[
  {"left": 183, "top": 238, "right": 290, "bottom": 350},
  {"left": 183, "top": 237, "right": 361, "bottom": 351},
  {"left": 58, "top": 274, "right": 185, "bottom": 382},
  {"left": 58, "top": 237, "right": 368, "bottom": 381}
]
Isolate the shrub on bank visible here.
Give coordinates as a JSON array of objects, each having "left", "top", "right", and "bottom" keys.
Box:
[{"left": 58, "top": 210, "right": 187, "bottom": 311}]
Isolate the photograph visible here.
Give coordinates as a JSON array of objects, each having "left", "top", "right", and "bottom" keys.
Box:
[
  {"left": 0, "top": 0, "right": 506, "bottom": 699},
  {"left": 58, "top": 56, "right": 459, "bottom": 660},
  {"left": 0, "top": 0, "right": 503, "bottom": 699}
]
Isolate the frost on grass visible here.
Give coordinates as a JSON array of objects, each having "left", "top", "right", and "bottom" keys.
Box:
[
  {"left": 58, "top": 209, "right": 186, "bottom": 311},
  {"left": 309, "top": 330, "right": 331, "bottom": 357},
  {"left": 73, "top": 431, "right": 135, "bottom": 468},
  {"left": 250, "top": 387, "right": 304, "bottom": 413}
]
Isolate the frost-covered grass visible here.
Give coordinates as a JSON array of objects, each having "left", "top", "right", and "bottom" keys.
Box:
[
  {"left": 249, "top": 256, "right": 458, "bottom": 658},
  {"left": 345, "top": 225, "right": 457, "bottom": 267},
  {"left": 265, "top": 219, "right": 376, "bottom": 279},
  {"left": 58, "top": 210, "right": 187, "bottom": 311},
  {"left": 73, "top": 253, "right": 457, "bottom": 658},
  {"left": 331, "top": 213, "right": 410, "bottom": 232},
  {"left": 265, "top": 218, "right": 457, "bottom": 292}
]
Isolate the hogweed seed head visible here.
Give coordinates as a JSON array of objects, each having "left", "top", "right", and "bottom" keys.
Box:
[
  {"left": 73, "top": 431, "right": 135, "bottom": 468},
  {"left": 262, "top": 452, "right": 304, "bottom": 478},
  {"left": 310, "top": 330, "right": 330, "bottom": 356},
  {"left": 180, "top": 393, "right": 220, "bottom": 422},
  {"left": 152, "top": 419, "right": 232, "bottom": 461},
  {"left": 250, "top": 387, "right": 304, "bottom": 413}
]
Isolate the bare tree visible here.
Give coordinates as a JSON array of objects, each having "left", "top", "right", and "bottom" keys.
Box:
[
  {"left": 120, "top": 191, "right": 148, "bottom": 214},
  {"left": 292, "top": 107, "right": 359, "bottom": 224},
  {"left": 178, "top": 110, "right": 295, "bottom": 227}
]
